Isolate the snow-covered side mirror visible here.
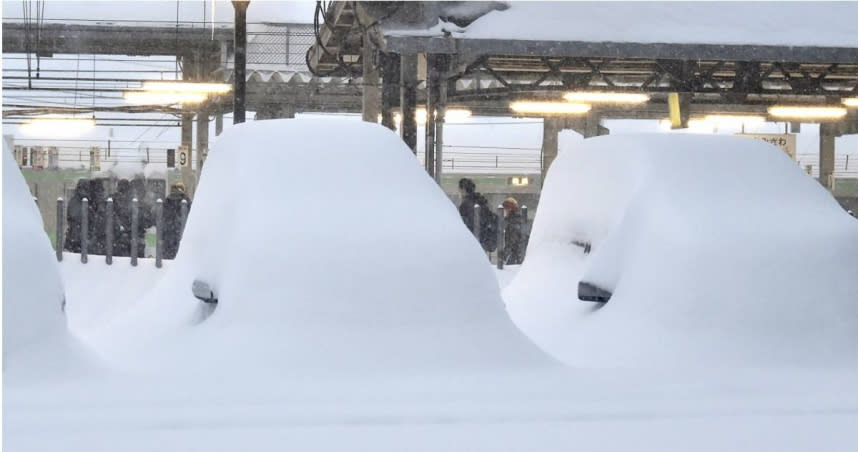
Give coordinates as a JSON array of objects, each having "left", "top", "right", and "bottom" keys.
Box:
[
  {"left": 578, "top": 281, "right": 611, "bottom": 303},
  {"left": 192, "top": 280, "right": 218, "bottom": 304}
]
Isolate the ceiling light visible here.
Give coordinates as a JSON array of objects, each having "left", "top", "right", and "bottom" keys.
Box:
[
  {"left": 843, "top": 97, "right": 858, "bottom": 108},
  {"left": 563, "top": 92, "right": 650, "bottom": 104},
  {"left": 124, "top": 91, "right": 208, "bottom": 105},
  {"left": 510, "top": 102, "right": 591, "bottom": 115},
  {"left": 141, "top": 81, "right": 232, "bottom": 94},
  {"left": 20, "top": 116, "right": 96, "bottom": 138},
  {"left": 767, "top": 106, "right": 847, "bottom": 120}
]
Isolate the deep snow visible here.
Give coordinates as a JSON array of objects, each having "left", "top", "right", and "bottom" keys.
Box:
[
  {"left": 505, "top": 134, "right": 858, "bottom": 368},
  {"left": 1, "top": 141, "right": 80, "bottom": 376},
  {"left": 6, "top": 129, "right": 858, "bottom": 451},
  {"left": 81, "top": 119, "right": 551, "bottom": 375}
]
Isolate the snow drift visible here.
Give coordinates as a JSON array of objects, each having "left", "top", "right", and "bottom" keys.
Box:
[
  {"left": 505, "top": 134, "right": 858, "bottom": 368},
  {"left": 2, "top": 142, "right": 76, "bottom": 375},
  {"left": 90, "top": 119, "right": 550, "bottom": 375}
]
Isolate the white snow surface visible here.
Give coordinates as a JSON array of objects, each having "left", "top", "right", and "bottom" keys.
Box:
[
  {"left": 393, "top": 1, "right": 858, "bottom": 48},
  {"left": 85, "top": 119, "right": 551, "bottom": 376},
  {"left": 7, "top": 132, "right": 858, "bottom": 451},
  {"left": 505, "top": 134, "right": 858, "bottom": 369},
  {"left": 1, "top": 142, "right": 79, "bottom": 376}
]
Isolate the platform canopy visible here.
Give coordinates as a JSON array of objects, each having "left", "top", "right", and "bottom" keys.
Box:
[{"left": 309, "top": 1, "right": 858, "bottom": 123}]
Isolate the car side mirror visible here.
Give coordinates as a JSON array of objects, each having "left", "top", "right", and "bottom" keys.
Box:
[
  {"left": 578, "top": 281, "right": 611, "bottom": 303},
  {"left": 192, "top": 280, "right": 218, "bottom": 304}
]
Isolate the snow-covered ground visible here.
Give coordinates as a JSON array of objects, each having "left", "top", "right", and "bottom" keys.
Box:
[{"left": 5, "top": 123, "right": 858, "bottom": 451}]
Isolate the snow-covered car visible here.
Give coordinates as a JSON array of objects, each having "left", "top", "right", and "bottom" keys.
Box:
[
  {"left": 505, "top": 134, "right": 858, "bottom": 368},
  {"left": 2, "top": 142, "right": 77, "bottom": 375},
  {"left": 89, "top": 119, "right": 550, "bottom": 375}
]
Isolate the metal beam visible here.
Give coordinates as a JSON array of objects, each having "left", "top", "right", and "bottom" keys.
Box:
[
  {"left": 383, "top": 36, "right": 858, "bottom": 65},
  {"left": 2, "top": 22, "right": 227, "bottom": 56}
]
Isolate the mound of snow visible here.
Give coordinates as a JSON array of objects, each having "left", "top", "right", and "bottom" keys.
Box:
[
  {"left": 2, "top": 143, "right": 78, "bottom": 375},
  {"left": 505, "top": 134, "right": 858, "bottom": 368},
  {"left": 90, "top": 119, "right": 550, "bottom": 375}
]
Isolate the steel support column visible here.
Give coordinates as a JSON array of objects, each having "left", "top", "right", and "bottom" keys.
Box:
[
  {"left": 380, "top": 52, "right": 400, "bottom": 131},
  {"left": 232, "top": 1, "right": 249, "bottom": 124},
  {"left": 181, "top": 113, "right": 194, "bottom": 191},
  {"left": 196, "top": 109, "right": 209, "bottom": 184},
  {"left": 400, "top": 53, "right": 418, "bottom": 153},
  {"left": 819, "top": 123, "right": 837, "bottom": 191},
  {"left": 362, "top": 32, "right": 381, "bottom": 123},
  {"left": 424, "top": 54, "right": 442, "bottom": 178}
]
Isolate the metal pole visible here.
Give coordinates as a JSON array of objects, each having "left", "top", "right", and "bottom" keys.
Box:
[
  {"left": 56, "top": 197, "right": 64, "bottom": 262},
  {"left": 435, "top": 76, "right": 446, "bottom": 185},
  {"left": 497, "top": 205, "right": 505, "bottom": 270},
  {"left": 180, "top": 199, "right": 189, "bottom": 241},
  {"left": 400, "top": 54, "right": 418, "bottom": 153},
  {"left": 232, "top": 1, "right": 249, "bottom": 124},
  {"left": 105, "top": 198, "right": 114, "bottom": 265},
  {"left": 131, "top": 197, "right": 139, "bottom": 267},
  {"left": 81, "top": 198, "right": 88, "bottom": 264},
  {"left": 424, "top": 54, "right": 438, "bottom": 178},
  {"left": 522, "top": 205, "right": 528, "bottom": 224},
  {"left": 155, "top": 199, "right": 163, "bottom": 268},
  {"left": 472, "top": 203, "right": 481, "bottom": 238}
]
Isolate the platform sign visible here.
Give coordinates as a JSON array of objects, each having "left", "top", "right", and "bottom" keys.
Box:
[
  {"left": 735, "top": 133, "right": 797, "bottom": 159},
  {"left": 177, "top": 145, "right": 191, "bottom": 168}
]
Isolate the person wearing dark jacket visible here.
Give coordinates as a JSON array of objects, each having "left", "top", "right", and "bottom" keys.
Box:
[
  {"left": 130, "top": 177, "right": 154, "bottom": 258},
  {"left": 162, "top": 183, "right": 191, "bottom": 259},
  {"left": 64, "top": 179, "right": 91, "bottom": 253},
  {"left": 458, "top": 178, "right": 481, "bottom": 231},
  {"left": 502, "top": 197, "right": 526, "bottom": 265},
  {"left": 111, "top": 179, "right": 133, "bottom": 257},
  {"left": 457, "top": 178, "right": 498, "bottom": 253},
  {"left": 87, "top": 179, "right": 107, "bottom": 255}
]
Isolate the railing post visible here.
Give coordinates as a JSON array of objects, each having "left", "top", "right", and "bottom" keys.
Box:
[
  {"left": 80, "top": 198, "right": 89, "bottom": 264},
  {"left": 155, "top": 198, "right": 163, "bottom": 268},
  {"left": 105, "top": 198, "right": 114, "bottom": 265},
  {"left": 56, "top": 198, "right": 64, "bottom": 262},
  {"left": 497, "top": 205, "right": 505, "bottom": 270},
  {"left": 131, "top": 197, "right": 139, "bottom": 267},
  {"left": 472, "top": 203, "right": 481, "bottom": 239},
  {"left": 180, "top": 199, "right": 189, "bottom": 241}
]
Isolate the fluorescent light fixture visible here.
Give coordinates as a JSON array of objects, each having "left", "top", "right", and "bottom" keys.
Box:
[
  {"left": 563, "top": 92, "right": 650, "bottom": 104},
  {"left": 124, "top": 91, "right": 208, "bottom": 105},
  {"left": 510, "top": 101, "right": 591, "bottom": 115},
  {"left": 20, "top": 116, "right": 96, "bottom": 137},
  {"left": 843, "top": 97, "right": 858, "bottom": 108},
  {"left": 141, "top": 81, "right": 232, "bottom": 94},
  {"left": 767, "top": 106, "right": 847, "bottom": 120}
]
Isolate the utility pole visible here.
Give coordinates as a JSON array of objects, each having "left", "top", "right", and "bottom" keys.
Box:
[{"left": 232, "top": 1, "right": 250, "bottom": 124}]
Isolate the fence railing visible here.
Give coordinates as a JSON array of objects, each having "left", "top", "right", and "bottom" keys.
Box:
[{"left": 55, "top": 196, "right": 188, "bottom": 267}]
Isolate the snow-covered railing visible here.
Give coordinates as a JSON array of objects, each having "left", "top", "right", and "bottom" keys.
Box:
[{"left": 55, "top": 196, "right": 188, "bottom": 268}]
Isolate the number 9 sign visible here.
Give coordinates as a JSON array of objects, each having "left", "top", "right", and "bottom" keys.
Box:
[{"left": 178, "top": 145, "right": 191, "bottom": 168}]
